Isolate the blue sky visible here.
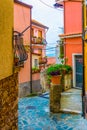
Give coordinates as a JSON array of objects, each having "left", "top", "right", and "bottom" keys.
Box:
[{"left": 21, "top": 0, "right": 63, "bottom": 56}]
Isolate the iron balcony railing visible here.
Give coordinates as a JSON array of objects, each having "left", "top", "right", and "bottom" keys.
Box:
[
  {"left": 14, "top": 34, "right": 28, "bottom": 67},
  {"left": 39, "top": 57, "right": 47, "bottom": 65},
  {"left": 32, "top": 36, "right": 47, "bottom": 45}
]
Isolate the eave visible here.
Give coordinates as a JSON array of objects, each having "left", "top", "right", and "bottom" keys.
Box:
[
  {"left": 32, "top": 19, "right": 49, "bottom": 30},
  {"left": 59, "top": 32, "right": 82, "bottom": 39},
  {"left": 32, "top": 53, "right": 41, "bottom": 56},
  {"left": 14, "top": 0, "right": 33, "bottom": 9}
]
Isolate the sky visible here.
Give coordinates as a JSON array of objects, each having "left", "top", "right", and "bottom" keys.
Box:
[{"left": 20, "top": 0, "right": 63, "bottom": 57}]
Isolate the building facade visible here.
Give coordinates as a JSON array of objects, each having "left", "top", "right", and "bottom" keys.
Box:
[
  {"left": 57, "top": 0, "right": 83, "bottom": 89},
  {"left": 14, "top": 0, "right": 32, "bottom": 97},
  {"left": 55, "top": 0, "right": 87, "bottom": 118},
  {"left": 31, "top": 19, "right": 48, "bottom": 93},
  {"left": 14, "top": 1, "right": 48, "bottom": 97},
  {"left": 0, "top": 0, "right": 18, "bottom": 129}
]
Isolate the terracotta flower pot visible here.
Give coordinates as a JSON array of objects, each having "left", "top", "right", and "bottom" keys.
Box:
[{"left": 51, "top": 75, "right": 62, "bottom": 85}]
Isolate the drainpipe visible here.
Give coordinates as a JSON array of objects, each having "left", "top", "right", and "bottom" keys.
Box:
[
  {"left": 30, "top": 8, "right": 32, "bottom": 94},
  {"left": 82, "top": 0, "right": 85, "bottom": 118}
]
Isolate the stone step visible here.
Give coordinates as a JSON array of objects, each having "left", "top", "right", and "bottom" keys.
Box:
[{"left": 60, "top": 91, "right": 82, "bottom": 114}]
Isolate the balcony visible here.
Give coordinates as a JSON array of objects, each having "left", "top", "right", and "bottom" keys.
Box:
[
  {"left": 32, "top": 67, "right": 40, "bottom": 74},
  {"left": 39, "top": 57, "right": 47, "bottom": 65},
  {"left": 32, "top": 36, "right": 47, "bottom": 45},
  {"left": 14, "top": 34, "right": 28, "bottom": 67}
]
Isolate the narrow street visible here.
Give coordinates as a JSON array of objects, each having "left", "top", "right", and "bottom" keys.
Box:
[{"left": 18, "top": 89, "right": 87, "bottom": 130}]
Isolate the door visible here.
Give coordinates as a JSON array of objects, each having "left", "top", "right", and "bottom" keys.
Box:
[{"left": 75, "top": 55, "right": 83, "bottom": 88}]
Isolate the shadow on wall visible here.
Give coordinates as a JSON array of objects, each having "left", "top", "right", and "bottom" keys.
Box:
[{"left": 19, "top": 80, "right": 42, "bottom": 98}]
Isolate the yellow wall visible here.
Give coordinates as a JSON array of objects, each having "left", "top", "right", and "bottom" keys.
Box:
[
  {"left": 0, "top": 0, "right": 13, "bottom": 80},
  {"left": 84, "top": 3, "right": 87, "bottom": 93},
  {"left": 84, "top": 43, "right": 87, "bottom": 92}
]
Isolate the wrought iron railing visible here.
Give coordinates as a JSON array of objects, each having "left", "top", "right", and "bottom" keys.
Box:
[{"left": 14, "top": 34, "right": 28, "bottom": 66}]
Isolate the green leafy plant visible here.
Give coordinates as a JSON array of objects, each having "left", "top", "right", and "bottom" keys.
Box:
[
  {"left": 46, "top": 64, "right": 72, "bottom": 76},
  {"left": 62, "top": 64, "right": 72, "bottom": 74},
  {"left": 32, "top": 67, "right": 40, "bottom": 73},
  {"left": 46, "top": 64, "right": 62, "bottom": 76}
]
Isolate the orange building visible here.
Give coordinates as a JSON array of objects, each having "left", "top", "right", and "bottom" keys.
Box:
[
  {"left": 55, "top": 0, "right": 87, "bottom": 118},
  {"left": 56, "top": 0, "right": 83, "bottom": 89}
]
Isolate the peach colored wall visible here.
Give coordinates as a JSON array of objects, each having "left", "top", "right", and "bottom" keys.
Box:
[
  {"left": 32, "top": 73, "right": 40, "bottom": 81},
  {"left": 14, "top": 2, "right": 31, "bottom": 83},
  {"left": 65, "top": 38, "right": 82, "bottom": 66},
  {"left": 47, "top": 57, "right": 56, "bottom": 65},
  {"left": 65, "top": 2, "right": 82, "bottom": 34}
]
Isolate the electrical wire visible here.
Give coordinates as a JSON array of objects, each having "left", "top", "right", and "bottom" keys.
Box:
[{"left": 38, "top": 0, "right": 63, "bottom": 11}]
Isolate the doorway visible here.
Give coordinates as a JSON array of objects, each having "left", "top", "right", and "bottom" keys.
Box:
[{"left": 73, "top": 54, "right": 83, "bottom": 88}]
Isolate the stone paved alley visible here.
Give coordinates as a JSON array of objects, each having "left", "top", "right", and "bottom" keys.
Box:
[{"left": 18, "top": 90, "right": 87, "bottom": 130}]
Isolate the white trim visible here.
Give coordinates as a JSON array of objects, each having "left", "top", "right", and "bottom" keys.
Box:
[
  {"left": 72, "top": 53, "right": 82, "bottom": 88},
  {"left": 60, "top": 34, "right": 82, "bottom": 39},
  {"left": 56, "top": 0, "right": 82, "bottom": 3}
]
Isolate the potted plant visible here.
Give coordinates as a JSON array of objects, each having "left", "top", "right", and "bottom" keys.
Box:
[{"left": 46, "top": 64, "right": 62, "bottom": 85}]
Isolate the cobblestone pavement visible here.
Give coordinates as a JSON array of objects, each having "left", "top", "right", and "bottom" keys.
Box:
[
  {"left": 18, "top": 96, "right": 87, "bottom": 130},
  {"left": 60, "top": 89, "right": 82, "bottom": 114}
]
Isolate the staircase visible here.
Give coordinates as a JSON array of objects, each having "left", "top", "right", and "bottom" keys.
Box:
[{"left": 60, "top": 88, "right": 82, "bottom": 114}]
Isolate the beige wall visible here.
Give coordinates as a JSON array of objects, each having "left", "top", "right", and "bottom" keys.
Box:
[
  {"left": 0, "top": 0, "right": 13, "bottom": 80},
  {"left": 32, "top": 55, "right": 40, "bottom": 68}
]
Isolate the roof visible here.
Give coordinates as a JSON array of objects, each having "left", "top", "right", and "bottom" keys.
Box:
[
  {"left": 14, "top": 0, "right": 33, "bottom": 9},
  {"left": 32, "top": 19, "right": 49, "bottom": 29}
]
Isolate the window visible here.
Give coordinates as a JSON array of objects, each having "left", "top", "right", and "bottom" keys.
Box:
[
  {"left": 34, "top": 59, "right": 38, "bottom": 67},
  {"left": 38, "top": 30, "right": 42, "bottom": 38}
]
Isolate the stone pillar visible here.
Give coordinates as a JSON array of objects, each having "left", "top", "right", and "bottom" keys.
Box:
[
  {"left": 0, "top": 73, "right": 18, "bottom": 130},
  {"left": 50, "top": 83, "right": 62, "bottom": 113}
]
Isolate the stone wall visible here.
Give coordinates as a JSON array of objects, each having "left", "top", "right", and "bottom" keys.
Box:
[
  {"left": 50, "top": 84, "right": 62, "bottom": 113},
  {"left": 0, "top": 73, "right": 18, "bottom": 130},
  {"left": 40, "top": 69, "right": 50, "bottom": 92}
]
